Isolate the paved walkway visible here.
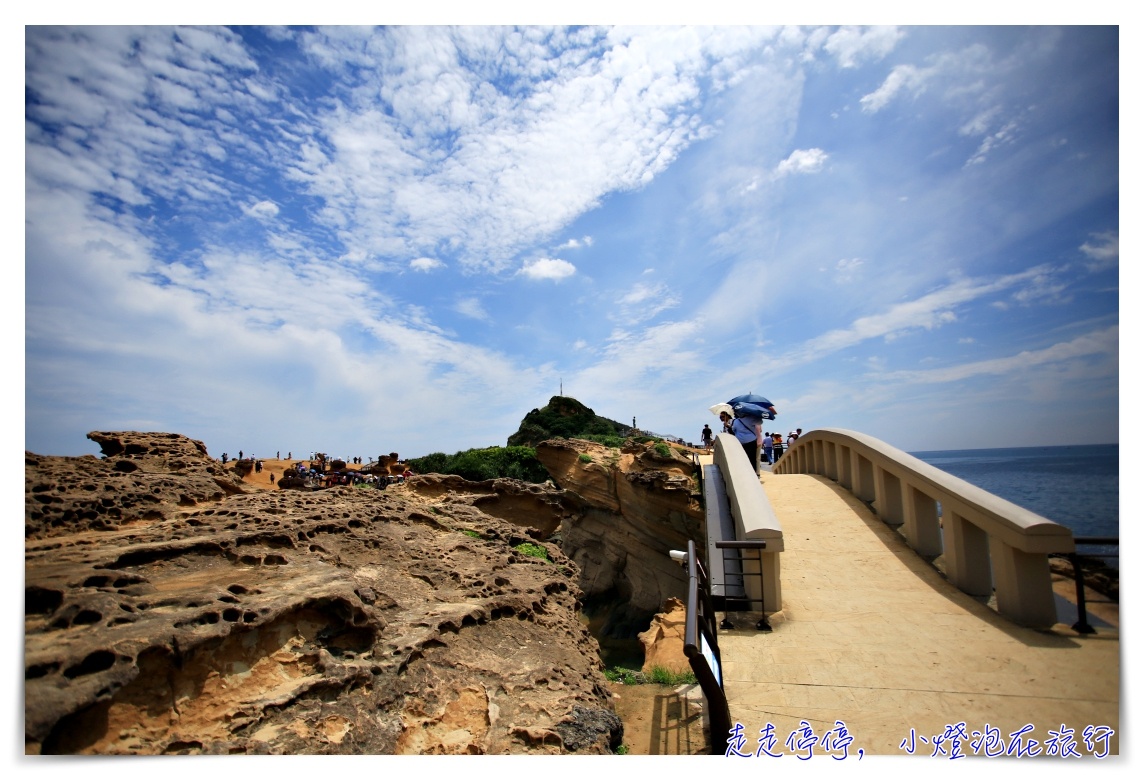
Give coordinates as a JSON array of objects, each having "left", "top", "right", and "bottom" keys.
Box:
[{"left": 714, "top": 470, "right": 1120, "bottom": 758}]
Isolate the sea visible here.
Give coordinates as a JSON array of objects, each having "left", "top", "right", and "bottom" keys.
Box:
[{"left": 909, "top": 443, "right": 1119, "bottom": 569}]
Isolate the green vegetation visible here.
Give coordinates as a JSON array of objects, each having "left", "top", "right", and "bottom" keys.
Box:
[
  {"left": 603, "top": 666, "right": 698, "bottom": 686},
  {"left": 603, "top": 667, "right": 643, "bottom": 685},
  {"left": 578, "top": 433, "right": 626, "bottom": 448},
  {"left": 578, "top": 453, "right": 593, "bottom": 463},
  {"left": 647, "top": 666, "right": 698, "bottom": 686},
  {"left": 461, "top": 529, "right": 482, "bottom": 539},
  {"left": 513, "top": 542, "right": 549, "bottom": 560},
  {"left": 507, "top": 396, "right": 630, "bottom": 447},
  {"left": 653, "top": 442, "right": 672, "bottom": 458},
  {"left": 406, "top": 445, "right": 550, "bottom": 483},
  {"left": 614, "top": 745, "right": 629, "bottom": 755}
]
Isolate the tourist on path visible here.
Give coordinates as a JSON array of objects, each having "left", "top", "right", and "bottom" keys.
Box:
[
  {"left": 719, "top": 411, "right": 734, "bottom": 435},
  {"left": 730, "top": 415, "right": 759, "bottom": 474},
  {"left": 701, "top": 424, "right": 714, "bottom": 451}
]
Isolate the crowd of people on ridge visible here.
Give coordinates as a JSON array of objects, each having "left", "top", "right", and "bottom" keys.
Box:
[{"left": 217, "top": 449, "right": 413, "bottom": 491}]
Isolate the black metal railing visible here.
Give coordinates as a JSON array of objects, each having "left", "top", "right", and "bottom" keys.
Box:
[
  {"left": 682, "top": 539, "right": 733, "bottom": 755},
  {"left": 696, "top": 455, "right": 773, "bottom": 631},
  {"left": 1052, "top": 536, "right": 1119, "bottom": 634},
  {"left": 713, "top": 540, "right": 772, "bottom": 631}
]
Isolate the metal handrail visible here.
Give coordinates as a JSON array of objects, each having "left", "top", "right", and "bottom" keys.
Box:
[
  {"left": 713, "top": 539, "right": 771, "bottom": 631},
  {"left": 681, "top": 539, "right": 732, "bottom": 755},
  {"left": 1052, "top": 536, "right": 1119, "bottom": 635}
]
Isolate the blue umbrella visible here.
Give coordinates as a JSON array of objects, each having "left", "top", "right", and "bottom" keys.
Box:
[
  {"left": 728, "top": 393, "right": 773, "bottom": 407},
  {"left": 731, "top": 401, "right": 776, "bottom": 420}
]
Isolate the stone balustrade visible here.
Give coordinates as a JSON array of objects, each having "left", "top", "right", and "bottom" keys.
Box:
[
  {"left": 772, "top": 428, "right": 1074, "bottom": 628},
  {"left": 710, "top": 433, "right": 783, "bottom": 612}
]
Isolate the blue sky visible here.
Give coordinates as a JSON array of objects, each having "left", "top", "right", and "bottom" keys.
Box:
[{"left": 24, "top": 23, "right": 1120, "bottom": 460}]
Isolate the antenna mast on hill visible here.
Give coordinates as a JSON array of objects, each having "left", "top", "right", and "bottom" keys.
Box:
[{"left": 560, "top": 378, "right": 563, "bottom": 396}]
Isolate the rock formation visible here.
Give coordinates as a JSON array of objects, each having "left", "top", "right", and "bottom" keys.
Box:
[
  {"left": 534, "top": 438, "right": 703, "bottom": 638},
  {"left": 25, "top": 432, "right": 621, "bottom": 755},
  {"left": 637, "top": 598, "right": 690, "bottom": 675},
  {"left": 26, "top": 432, "right": 248, "bottom": 539}
]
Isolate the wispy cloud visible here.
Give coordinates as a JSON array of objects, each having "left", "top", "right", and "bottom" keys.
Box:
[
  {"left": 1079, "top": 230, "right": 1118, "bottom": 272},
  {"left": 860, "top": 44, "right": 992, "bottom": 114},
  {"left": 23, "top": 26, "right": 1118, "bottom": 457},
  {"left": 455, "top": 297, "right": 490, "bottom": 322},
  {"left": 782, "top": 267, "right": 1063, "bottom": 366},
  {"left": 613, "top": 281, "right": 681, "bottom": 324},
  {"left": 285, "top": 26, "right": 780, "bottom": 272},
  {"left": 556, "top": 236, "right": 594, "bottom": 251},
  {"left": 880, "top": 326, "right": 1117, "bottom": 385},
  {"left": 831, "top": 257, "right": 863, "bottom": 283},
  {"left": 822, "top": 26, "right": 904, "bottom": 68}
]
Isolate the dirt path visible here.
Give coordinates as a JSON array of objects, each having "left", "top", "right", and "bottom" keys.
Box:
[{"left": 608, "top": 681, "right": 709, "bottom": 755}]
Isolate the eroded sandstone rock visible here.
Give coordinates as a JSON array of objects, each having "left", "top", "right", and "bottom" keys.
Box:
[
  {"left": 25, "top": 433, "right": 619, "bottom": 755},
  {"left": 638, "top": 598, "right": 690, "bottom": 674},
  {"left": 535, "top": 439, "right": 703, "bottom": 639},
  {"left": 26, "top": 432, "right": 249, "bottom": 539}
]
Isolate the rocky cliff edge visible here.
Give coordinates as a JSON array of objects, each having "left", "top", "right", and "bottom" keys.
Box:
[{"left": 25, "top": 432, "right": 621, "bottom": 755}]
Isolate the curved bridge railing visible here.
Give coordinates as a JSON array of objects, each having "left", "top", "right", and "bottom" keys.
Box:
[{"left": 773, "top": 428, "right": 1074, "bottom": 628}]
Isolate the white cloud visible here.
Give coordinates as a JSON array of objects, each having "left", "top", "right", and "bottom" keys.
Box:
[
  {"left": 287, "top": 27, "right": 779, "bottom": 272},
  {"left": 965, "top": 120, "right": 1020, "bottom": 167},
  {"left": 833, "top": 257, "right": 863, "bottom": 283},
  {"left": 1009, "top": 268, "right": 1069, "bottom": 306},
  {"left": 881, "top": 326, "right": 1118, "bottom": 385},
  {"left": 613, "top": 281, "right": 681, "bottom": 324},
  {"left": 617, "top": 282, "right": 662, "bottom": 306},
  {"left": 959, "top": 106, "right": 1003, "bottom": 137},
  {"left": 455, "top": 297, "right": 490, "bottom": 321},
  {"left": 244, "top": 200, "right": 280, "bottom": 220},
  {"left": 556, "top": 236, "right": 593, "bottom": 251},
  {"left": 823, "top": 26, "right": 904, "bottom": 69},
  {"left": 773, "top": 148, "right": 828, "bottom": 179},
  {"left": 22, "top": 26, "right": 1119, "bottom": 459},
  {"left": 410, "top": 257, "right": 445, "bottom": 272},
  {"left": 520, "top": 257, "right": 576, "bottom": 281},
  {"left": 860, "top": 63, "right": 929, "bottom": 113},
  {"left": 1079, "top": 230, "right": 1118, "bottom": 272},
  {"left": 783, "top": 266, "right": 1062, "bottom": 366}
]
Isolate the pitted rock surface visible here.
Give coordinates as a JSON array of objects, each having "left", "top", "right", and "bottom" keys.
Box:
[
  {"left": 25, "top": 433, "right": 619, "bottom": 755},
  {"left": 26, "top": 432, "right": 249, "bottom": 540}
]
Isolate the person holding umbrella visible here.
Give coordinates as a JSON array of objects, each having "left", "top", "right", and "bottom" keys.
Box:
[
  {"left": 729, "top": 414, "right": 760, "bottom": 474},
  {"left": 719, "top": 411, "right": 734, "bottom": 434}
]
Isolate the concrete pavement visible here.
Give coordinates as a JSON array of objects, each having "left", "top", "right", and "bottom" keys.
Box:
[{"left": 714, "top": 470, "right": 1120, "bottom": 759}]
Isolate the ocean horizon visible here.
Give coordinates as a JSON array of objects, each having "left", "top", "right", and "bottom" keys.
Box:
[{"left": 909, "top": 443, "right": 1119, "bottom": 568}]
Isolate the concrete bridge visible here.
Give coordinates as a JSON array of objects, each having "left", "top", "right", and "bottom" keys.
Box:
[{"left": 657, "top": 430, "right": 1119, "bottom": 758}]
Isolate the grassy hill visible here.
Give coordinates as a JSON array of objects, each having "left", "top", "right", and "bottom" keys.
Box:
[{"left": 506, "top": 396, "right": 632, "bottom": 448}]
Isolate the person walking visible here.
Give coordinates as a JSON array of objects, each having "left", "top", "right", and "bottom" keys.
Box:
[
  {"left": 772, "top": 432, "right": 784, "bottom": 461},
  {"left": 762, "top": 432, "right": 774, "bottom": 465},
  {"left": 701, "top": 424, "right": 714, "bottom": 451},
  {"left": 730, "top": 415, "right": 759, "bottom": 474}
]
